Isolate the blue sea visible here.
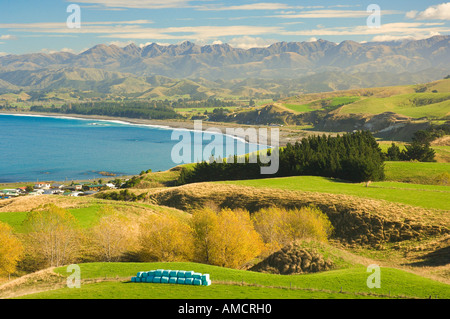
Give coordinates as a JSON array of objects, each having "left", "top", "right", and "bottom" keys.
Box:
[{"left": 0, "top": 114, "right": 265, "bottom": 183}]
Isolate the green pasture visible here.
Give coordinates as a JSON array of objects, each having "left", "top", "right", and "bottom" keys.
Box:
[
  {"left": 218, "top": 174, "right": 450, "bottom": 211},
  {"left": 339, "top": 93, "right": 450, "bottom": 119},
  {"left": 17, "top": 262, "right": 450, "bottom": 299}
]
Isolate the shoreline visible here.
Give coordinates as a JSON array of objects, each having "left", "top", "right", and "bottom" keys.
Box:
[
  {"left": 0, "top": 110, "right": 309, "bottom": 186},
  {"left": 0, "top": 110, "right": 308, "bottom": 146}
]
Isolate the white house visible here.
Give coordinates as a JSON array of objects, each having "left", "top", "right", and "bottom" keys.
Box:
[
  {"left": 105, "top": 183, "right": 117, "bottom": 189},
  {"left": 34, "top": 182, "right": 51, "bottom": 189},
  {"left": 68, "top": 191, "right": 84, "bottom": 197}
]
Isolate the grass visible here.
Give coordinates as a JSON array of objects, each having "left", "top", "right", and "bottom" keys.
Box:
[
  {"left": 0, "top": 205, "right": 101, "bottom": 233},
  {"left": 338, "top": 93, "right": 450, "bottom": 119},
  {"left": 384, "top": 161, "right": 450, "bottom": 185},
  {"left": 218, "top": 175, "right": 450, "bottom": 211},
  {"left": 283, "top": 103, "right": 316, "bottom": 113},
  {"left": 15, "top": 262, "right": 450, "bottom": 299},
  {"left": 282, "top": 96, "right": 361, "bottom": 114}
]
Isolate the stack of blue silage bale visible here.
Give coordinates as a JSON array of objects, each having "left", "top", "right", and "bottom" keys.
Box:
[{"left": 131, "top": 269, "right": 211, "bottom": 286}]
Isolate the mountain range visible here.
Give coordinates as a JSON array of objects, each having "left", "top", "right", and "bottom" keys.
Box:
[{"left": 0, "top": 36, "right": 449, "bottom": 94}]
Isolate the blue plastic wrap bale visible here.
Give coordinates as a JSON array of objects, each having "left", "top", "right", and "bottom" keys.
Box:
[
  {"left": 162, "top": 270, "right": 171, "bottom": 277},
  {"left": 169, "top": 270, "right": 178, "bottom": 278},
  {"left": 184, "top": 271, "right": 194, "bottom": 278},
  {"left": 155, "top": 269, "right": 164, "bottom": 277},
  {"left": 141, "top": 272, "right": 148, "bottom": 278},
  {"left": 153, "top": 277, "right": 161, "bottom": 283},
  {"left": 146, "top": 276, "right": 154, "bottom": 283},
  {"left": 135, "top": 277, "right": 141, "bottom": 283},
  {"left": 131, "top": 277, "right": 136, "bottom": 282},
  {"left": 193, "top": 278, "right": 202, "bottom": 286},
  {"left": 161, "top": 276, "right": 170, "bottom": 284},
  {"left": 185, "top": 278, "right": 194, "bottom": 285},
  {"left": 201, "top": 274, "right": 210, "bottom": 282},
  {"left": 137, "top": 272, "right": 143, "bottom": 278},
  {"left": 148, "top": 270, "right": 156, "bottom": 277},
  {"left": 177, "top": 278, "right": 186, "bottom": 285},
  {"left": 169, "top": 277, "right": 178, "bottom": 284},
  {"left": 192, "top": 272, "right": 202, "bottom": 279},
  {"left": 202, "top": 279, "right": 212, "bottom": 286},
  {"left": 177, "top": 270, "right": 186, "bottom": 278}
]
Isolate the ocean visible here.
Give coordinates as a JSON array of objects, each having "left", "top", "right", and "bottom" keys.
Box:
[{"left": 0, "top": 114, "right": 265, "bottom": 183}]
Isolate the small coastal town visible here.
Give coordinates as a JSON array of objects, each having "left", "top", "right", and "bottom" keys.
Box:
[{"left": 0, "top": 180, "right": 119, "bottom": 199}]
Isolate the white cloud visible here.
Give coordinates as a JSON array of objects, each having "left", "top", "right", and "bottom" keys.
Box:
[
  {"left": 308, "top": 37, "right": 318, "bottom": 42},
  {"left": 405, "top": 10, "right": 418, "bottom": 19},
  {"left": 0, "top": 34, "right": 17, "bottom": 40},
  {"left": 108, "top": 40, "right": 135, "bottom": 47},
  {"left": 199, "top": 3, "right": 293, "bottom": 11},
  {"left": 371, "top": 32, "right": 441, "bottom": 42},
  {"left": 273, "top": 9, "right": 400, "bottom": 19},
  {"left": 73, "top": 0, "right": 192, "bottom": 9},
  {"left": 412, "top": 2, "right": 450, "bottom": 20},
  {"left": 0, "top": 52, "right": 8, "bottom": 56},
  {"left": 227, "top": 36, "right": 277, "bottom": 50},
  {"left": 281, "top": 22, "right": 450, "bottom": 38}
]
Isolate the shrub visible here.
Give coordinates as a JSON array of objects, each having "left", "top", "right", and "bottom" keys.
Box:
[
  {"left": 252, "top": 206, "right": 334, "bottom": 253},
  {"left": 21, "top": 204, "right": 81, "bottom": 268},
  {"left": 89, "top": 206, "right": 138, "bottom": 262},
  {"left": 138, "top": 214, "right": 194, "bottom": 262},
  {"left": 206, "top": 208, "right": 264, "bottom": 269},
  {"left": 0, "top": 222, "right": 24, "bottom": 276}
]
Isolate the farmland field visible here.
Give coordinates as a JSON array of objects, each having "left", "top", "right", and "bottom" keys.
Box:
[
  {"left": 218, "top": 174, "right": 450, "bottom": 211},
  {"left": 11, "top": 262, "right": 450, "bottom": 299}
]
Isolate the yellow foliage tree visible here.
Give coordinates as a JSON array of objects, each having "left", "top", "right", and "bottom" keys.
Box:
[
  {"left": 139, "top": 214, "right": 194, "bottom": 262},
  {"left": 90, "top": 206, "right": 138, "bottom": 262},
  {"left": 207, "top": 208, "right": 264, "bottom": 269},
  {"left": 252, "top": 206, "right": 333, "bottom": 253},
  {"left": 0, "top": 222, "right": 24, "bottom": 277},
  {"left": 190, "top": 208, "right": 218, "bottom": 264},
  {"left": 22, "top": 204, "right": 80, "bottom": 268}
]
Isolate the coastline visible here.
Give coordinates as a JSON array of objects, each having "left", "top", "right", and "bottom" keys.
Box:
[
  {"left": 0, "top": 110, "right": 309, "bottom": 185},
  {"left": 0, "top": 110, "right": 308, "bottom": 146}
]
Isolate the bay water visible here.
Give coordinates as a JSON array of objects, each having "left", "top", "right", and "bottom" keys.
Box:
[{"left": 0, "top": 114, "right": 264, "bottom": 183}]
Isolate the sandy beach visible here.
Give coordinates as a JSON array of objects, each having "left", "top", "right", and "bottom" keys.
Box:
[{"left": 1, "top": 110, "right": 311, "bottom": 147}]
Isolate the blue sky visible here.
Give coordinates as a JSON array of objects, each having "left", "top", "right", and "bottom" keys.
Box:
[{"left": 0, "top": 0, "right": 449, "bottom": 55}]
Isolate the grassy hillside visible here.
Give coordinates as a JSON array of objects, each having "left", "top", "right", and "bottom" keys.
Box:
[
  {"left": 5, "top": 262, "right": 449, "bottom": 299},
  {"left": 337, "top": 93, "right": 450, "bottom": 119},
  {"left": 218, "top": 175, "right": 450, "bottom": 211},
  {"left": 279, "top": 79, "right": 450, "bottom": 121}
]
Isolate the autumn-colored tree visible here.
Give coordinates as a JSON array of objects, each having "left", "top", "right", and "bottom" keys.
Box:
[
  {"left": 190, "top": 208, "right": 218, "bottom": 264},
  {"left": 285, "top": 206, "right": 333, "bottom": 243},
  {"left": 0, "top": 222, "right": 24, "bottom": 277},
  {"left": 252, "top": 206, "right": 333, "bottom": 253},
  {"left": 22, "top": 204, "right": 80, "bottom": 268},
  {"left": 90, "top": 206, "right": 138, "bottom": 262},
  {"left": 139, "top": 214, "right": 194, "bottom": 262},
  {"left": 207, "top": 208, "right": 264, "bottom": 269},
  {"left": 252, "top": 206, "right": 289, "bottom": 252}
]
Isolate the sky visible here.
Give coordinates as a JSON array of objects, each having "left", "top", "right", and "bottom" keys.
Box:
[{"left": 0, "top": 0, "right": 449, "bottom": 55}]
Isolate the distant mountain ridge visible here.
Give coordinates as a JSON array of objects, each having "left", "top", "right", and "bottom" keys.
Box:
[{"left": 1, "top": 36, "right": 449, "bottom": 81}]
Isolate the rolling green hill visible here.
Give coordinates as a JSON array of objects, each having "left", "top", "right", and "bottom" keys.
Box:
[
  {"left": 6, "top": 262, "right": 450, "bottom": 299},
  {"left": 280, "top": 78, "right": 450, "bottom": 119},
  {"left": 217, "top": 174, "right": 450, "bottom": 211}
]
